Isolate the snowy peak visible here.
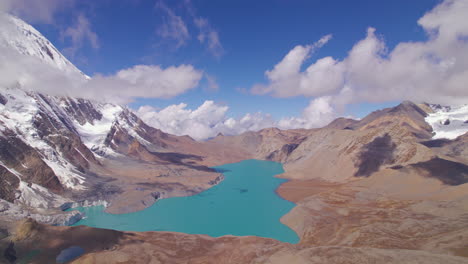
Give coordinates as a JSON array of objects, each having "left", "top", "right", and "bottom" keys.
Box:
[
  {"left": 425, "top": 104, "right": 468, "bottom": 139},
  {"left": 0, "top": 14, "right": 85, "bottom": 77}
]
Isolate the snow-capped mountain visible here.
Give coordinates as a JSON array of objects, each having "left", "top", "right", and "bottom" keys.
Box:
[
  {"left": 0, "top": 84, "right": 174, "bottom": 208},
  {"left": 0, "top": 14, "right": 175, "bottom": 210}
]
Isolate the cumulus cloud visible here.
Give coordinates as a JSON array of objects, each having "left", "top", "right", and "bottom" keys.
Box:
[
  {"left": 85, "top": 64, "right": 203, "bottom": 102},
  {"left": 155, "top": 1, "right": 190, "bottom": 48},
  {"left": 278, "top": 97, "right": 337, "bottom": 129},
  {"left": 252, "top": 0, "right": 468, "bottom": 117},
  {"left": 0, "top": 44, "right": 203, "bottom": 103},
  {"left": 61, "top": 14, "right": 99, "bottom": 57},
  {"left": 135, "top": 98, "right": 338, "bottom": 140},
  {"left": 136, "top": 101, "right": 276, "bottom": 140},
  {"left": 251, "top": 34, "right": 335, "bottom": 97}
]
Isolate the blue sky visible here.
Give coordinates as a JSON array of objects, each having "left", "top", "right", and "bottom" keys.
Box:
[{"left": 30, "top": 0, "right": 441, "bottom": 120}]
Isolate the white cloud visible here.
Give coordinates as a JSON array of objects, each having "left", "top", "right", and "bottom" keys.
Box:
[
  {"left": 252, "top": 0, "right": 468, "bottom": 114},
  {"left": 184, "top": 0, "right": 223, "bottom": 58},
  {"left": 136, "top": 101, "right": 277, "bottom": 140},
  {"left": 156, "top": 1, "right": 190, "bottom": 48},
  {"left": 277, "top": 97, "right": 337, "bottom": 129},
  {"left": 85, "top": 64, "right": 203, "bottom": 103},
  {"left": 153, "top": 0, "right": 223, "bottom": 57},
  {"left": 0, "top": 0, "right": 74, "bottom": 24},
  {"left": 0, "top": 43, "right": 203, "bottom": 103},
  {"left": 135, "top": 98, "right": 337, "bottom": 140},
  {"left": 251, "top": 34, "right": 337, "bottom": 97},
  {"left": 61, "top": 14, "right": 99, "bottom": 57},
  {"left": 194, "top": 17, "right": 224, "bottom": 58},
  {"left": 204, "top": 73, "right": 219, "bottom": 91}
]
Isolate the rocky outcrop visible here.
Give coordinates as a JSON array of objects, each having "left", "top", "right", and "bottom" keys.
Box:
[
  {"left": 208, "top": 174, "right": 224, "bottom": 185},
  {"left": 0, "top": 94, "right": 7, "bottom": 105},
  {"left": 59, "top": 97, "right": 103, "bottom": 126},
  {"left": 0, "top": 128, "right": 63, "bottom": 195},
  {"left": 0, "top": 166, "right": 20, "bottom": 203}
]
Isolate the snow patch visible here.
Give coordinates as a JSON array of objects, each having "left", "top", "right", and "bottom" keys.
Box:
[
  {"left": 73, "top": 103, "right": 123, "bottom": 150},
  {"left": 425, "top": 104, "right": 468, "bottom": 139}
]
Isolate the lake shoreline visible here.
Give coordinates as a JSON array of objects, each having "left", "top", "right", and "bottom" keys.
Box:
[{"left": 68, "top": 159, "right": 300, "bottom": 244}]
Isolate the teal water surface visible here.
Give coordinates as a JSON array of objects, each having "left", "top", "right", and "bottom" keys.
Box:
[{"left": 68, "top": 159, "right": 299, "bottom": 243}]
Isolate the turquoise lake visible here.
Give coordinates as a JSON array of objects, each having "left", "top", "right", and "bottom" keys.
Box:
[{"left": 68, "top": 159, "right": 299, "bottom": 244}]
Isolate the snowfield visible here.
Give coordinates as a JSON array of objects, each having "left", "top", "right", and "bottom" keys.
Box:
[
  {"left": 73, "top": 103, "right": 123, "bottom": 151},
  {"left": 425, "top": 104, "right": 468, "bottom": 140}
]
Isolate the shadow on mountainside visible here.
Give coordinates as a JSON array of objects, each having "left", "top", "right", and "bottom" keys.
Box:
[
  {"left": 151, "top": 151, "right": 215, "bottom": 173},
  {"left": 410, "top": 157, "right": 468, "bottom": 185},
  {"left": 355, "top": 134, "right": 397, "bottom": 177},
  {"left": 420, "top": 139, "right": 453, "bottom": 148},
  {"left": 0, "top": 219, "right": 127, "bottom": 264}
]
